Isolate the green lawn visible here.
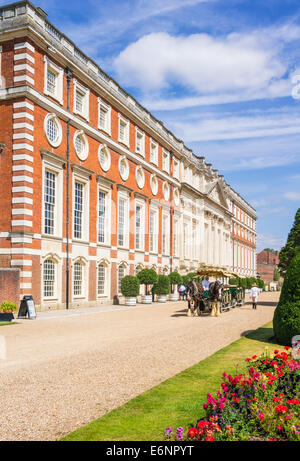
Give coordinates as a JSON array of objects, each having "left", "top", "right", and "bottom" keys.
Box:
[
  {"left": 62, "top": 321, "right": 278, "bottom": 442},
  {"left": 0, "top": 322, "right": 17, "bottom": 326}
]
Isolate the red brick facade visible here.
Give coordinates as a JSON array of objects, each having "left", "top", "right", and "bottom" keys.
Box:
[
  {"left": 0, "top": 268, "right": 20, "bottom": 306},
  {"left": 0, "top": 2, "right": 257, "bottom": 310}
]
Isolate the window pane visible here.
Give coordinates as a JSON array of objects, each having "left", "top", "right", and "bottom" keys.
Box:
[
  {"left": 135, "top": 205, "right": 141, "bottom": 249},
  {"left": 74, "top": 181, "right": 83, "bottom": 239},
  {"left": 118, "top": 199, "right": 125, "bottom": 246},
  {"left": 98, "top": 264, "right": 105, "bottom": 295},
  {"left": 73, "top": 262, "right": 82, "bottom": 296},
  {"left": 98, "top": 190, "right": 106, "bottom": 243},
  {"left": 43, "top": 259, "right": 55, "bottom": 297},
  {"left": 44, "top": 170, "right": 56, "bottom": 235},
  {"left": 118, "top": 266, "right": 125, "bottom": 293},
  {"left": 47, "top": 69, "right": 56, "bottom": 94}
]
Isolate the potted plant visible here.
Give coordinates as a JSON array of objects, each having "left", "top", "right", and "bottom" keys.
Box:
[
  {"left": 137, "top": 268, "right": 158, "bottom": 304},
  {"left": 153, "top": 275, "right": 170, "bottom": 303},
  {"left": 0, "top": 300, "right": 17, "bottom": 322},
  {"left": 168, "top": 271, "right": 182, "bottom": 301},
  {"left": 121, "top": 276, "right": 140, "bottom": 306}
]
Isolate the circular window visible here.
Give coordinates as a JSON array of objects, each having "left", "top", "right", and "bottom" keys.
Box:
[
  {"left": 98, "top": 144, "right": 111, "bottom": 172},
  {"left": 163, "top": 181, "right": 170, "bottom": 201},
  {"left": 136, "top": 166, "right": 145, "bottom": 189},
  {"left": 119, "top": 155, "right": 129, "bottom": 181},
  {"left": 44, "top": 113, "right": 62, "bottom": 148},
  {"left": 74, "top": 130, "right": 89, "bottom": 161},
  {"left": 174, "top": 187, "right": 180, "bottom": 206},
  {"left": 150, "top": 174, "right": 158, "bottom": 196}
]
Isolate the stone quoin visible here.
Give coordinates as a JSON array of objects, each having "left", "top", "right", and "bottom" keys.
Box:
[{"left": 0, "top": 1, "right": 257, "bottom": 310}]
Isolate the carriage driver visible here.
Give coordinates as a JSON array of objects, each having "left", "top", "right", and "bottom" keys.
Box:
[{"left": 202, "top": 275, "right": 210, "bottom": 290}]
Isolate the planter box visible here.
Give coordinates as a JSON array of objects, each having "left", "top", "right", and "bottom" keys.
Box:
[
  {"left": 169, "top": 293, "right": 179, "bottom": 302},
  {"left": 141, "top": 295, "right": 152, "bottom": 304},
  {"left": 0, "top": 312, "right": 14, "bottom": 322},
  {"left": 157, "top": 295, "right": 167, "bottom": 303},
  {"left": 125, "top": 297, "right": 136, "bottom": 306}
]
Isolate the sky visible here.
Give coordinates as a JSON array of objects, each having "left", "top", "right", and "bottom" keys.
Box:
[{"left": 2, "top": 0, "right": 300, "bottom": 251}]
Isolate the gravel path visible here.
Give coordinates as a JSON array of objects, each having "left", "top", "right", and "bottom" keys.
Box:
[{"left": 0, "top": 292, "right": 278, "bottom": 441}]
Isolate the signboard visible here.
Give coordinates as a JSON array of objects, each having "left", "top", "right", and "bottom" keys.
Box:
[{"left": 18, "top": 296, "right": 37, "bottom": 319}]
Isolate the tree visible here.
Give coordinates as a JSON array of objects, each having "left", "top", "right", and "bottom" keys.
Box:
[
  {"left": 278, "top": 208, "right": 300, "bottom": 277},
  {"left": 273, "top": 267, "right": 280, "bottom": 282},
  {"left": 168, "top": 271, "right": 182, "bottom": 294},
  {"left": 273, "top": 250, "right": 300, "bottom": 345},
  {"left": 153, "top": 275, "right": 170, "bottom": 296},
  {"left": 137, "top": 268, "right": 158, "bottom": 295},
  {"left": 121, "top": 276, "right": 140, "bottom": 298}
]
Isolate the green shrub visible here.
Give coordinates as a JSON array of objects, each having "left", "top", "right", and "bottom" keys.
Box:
[
  {"left": 121, "top": 276, "right": 140, "bottom": 298},
  {"left": 137, "top": 268, "right": 158, "bottom": 295},
  {"left": 0, "top": 301, "right": 17, "bottom": 313},
  {"left": 273, "top": 251, "right": 300, "bottom": 345},
  {"left": 168, "top": 271, "right": 182, "bottom": 293},
  {"left": 153, "top": 275, "right": 170, "bottom": 296},
  {"left": 229, "top": 278, "right": 238, "bottom": 285}
]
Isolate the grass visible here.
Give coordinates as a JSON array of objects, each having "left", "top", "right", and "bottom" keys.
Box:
[
  {"left": 62, "top": 321, "right": 278, "bottom": 442},
  {"left": 0, "top": 321, "right": 17, "bottom": 326}
]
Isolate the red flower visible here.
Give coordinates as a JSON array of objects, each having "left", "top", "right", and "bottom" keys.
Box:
[
  {"left": 245, "top": 358, "right": 251, "bottom": 362},
  {"left": 206, "top": 435, "right": 214, "bottom": 441},
  {"left": 187, "top": 427, "right": 198, "bottom": 438},
  {"left": 252, "top": 355, "right": 257, "bottom": 359},
  {"left": 277, "top": 426, "right": 283, "bottom": 431},
  {"left": 274, "top": 350, "right": 279, "bottom": 354},
  {"left": 258, "top": 413, "right": 264, "bottom": 421},
  {"left": 276, "top": 405, "right": 287, "bottom": 414},
  {"left": 284, "top": 346, "right": 290, "bottom": 350}
]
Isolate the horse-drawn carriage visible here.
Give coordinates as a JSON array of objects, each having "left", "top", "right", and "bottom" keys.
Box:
[{"left": 186, "top": 265, "right": 245, "bottom": 317}]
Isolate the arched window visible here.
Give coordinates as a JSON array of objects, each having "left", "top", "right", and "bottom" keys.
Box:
[
  {"left": 118, "top": 265, "right": 125, "bottom": 294},
  {"left": 73, "top": 261, "right": 83, "bottom": 296},
  {"left": 43, "top": 259, "right": 55, "bottom": 298},
  {"left": 98, "top": 263, "right": 106, "bottom": 296}
]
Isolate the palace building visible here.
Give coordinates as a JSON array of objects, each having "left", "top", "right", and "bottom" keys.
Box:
[{"left": 0, "top": 1, "right": 257, "bottom": 310}]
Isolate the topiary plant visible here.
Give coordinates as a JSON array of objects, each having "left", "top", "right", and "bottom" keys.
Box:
[
  {"left": 137, "top": 268, "right": 158, "bottom": 295},
  {"left": 153, "top": 275, "right": 170, "bottom": 295},
  {"left": 121, "top": 276, "right": 140, "bottom": 298},
  {"left": 168, "top": 271, "right": 182, "bottom": 294},
  {"left": 273, "top": 250, "right": 300, "bottom": 345},
  {"left": 1, "top": 301, "right": 17, "bottom": 313}
]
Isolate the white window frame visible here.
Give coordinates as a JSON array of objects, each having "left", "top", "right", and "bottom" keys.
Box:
[
  {"left": 97, "top": 181, "right": 111, "bottom": 246},
  {"left": 173, "top": 157, "right": 180, "bottom": 179},
  {"left": 44, "top": 56, "right": 63, "bottom": 105},
  {"left": 135, "top": 198, "right": 145, "bottom": 251},
  {"left": 74, "top": 130, "right": 89, "bottom": 161},
  {"left": 43, "top": 258, "right": 57, "bottom": 300},
  {"left": 119, "top": 155, "right": 129, "bottom": 181},
  {"left": 149, "top": 206, "right": 158, "bottom": 254},
  {"left": 97, "top": 259, "right": 110, "bottom": 298},
  {"left": 117, "top": 191, "right": 129, "bottom": 249},
  {"left": 98, "top": 98, "right": 111, "bottom": 135},
  {"left": 162, "top": 149, "right": 170, "bottom": 173},
  {"left": 118, "top": 114, "right": 129, "bottom": 146},
  {"left": 163, "top": 181, "right": 170, "bottom": 202},
  {"left": 162, "top": 213, "right": 170, "bottom": 256},
  {"left": 150, "top": 139, "right": 158, "bottom": 165},
  {"left": 72, "top": 258, "right": 88, "bottom": 300},
  {"left": 135, "top": 128, "right": 145, "bottom": 157},
  {"left": 173, "top": 216, "right": 179, "bottom": 257},
  {"left": 118, "top": 262, "right": 128, "bottom": 295},
  {"left": 42, "top": 154, "right": 64, "bottom": 238},
  {"left": 150, "top": 174, "right": 158, "bottom": 196},
  {"left": 98, "top": 144, "right": 111, "bottom": 172},
  {"left": 73, "top": 79, "right": 90, "bottom": 121},
  {"left": 136, "top": 165, "right": 145, "bottom": 189},
  {"left": 44, "top": 113, "right": 62, "bottom": 148},
  {"left": 72, "top": 168, "right": 90, "bottom": 242}
]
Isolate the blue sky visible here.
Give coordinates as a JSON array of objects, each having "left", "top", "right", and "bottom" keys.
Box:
[{"left": 2, "top": 0, "right": 300, "bottom": 251}]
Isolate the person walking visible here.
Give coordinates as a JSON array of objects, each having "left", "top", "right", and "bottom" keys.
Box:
[
  {"left": 178, "top": 283, "right": 186, "bottom": 301},
  {"left": 250, "top": 282, "right": 260, "bottom": 309}
]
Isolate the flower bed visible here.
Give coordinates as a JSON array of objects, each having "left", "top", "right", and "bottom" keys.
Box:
[{"left": 165, "top": 347, "right": 300, "bottom": 441}]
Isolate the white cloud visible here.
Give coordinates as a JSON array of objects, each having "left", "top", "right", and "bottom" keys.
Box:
[
  {"left": 114, "top": 31, "right": 285, "bottom": 92},
  {"left": 257, "top": 233, "right": 286, "bottom": 252},
  {"left": 283, "top": 192, "right": 300, "bottom": 201}
]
